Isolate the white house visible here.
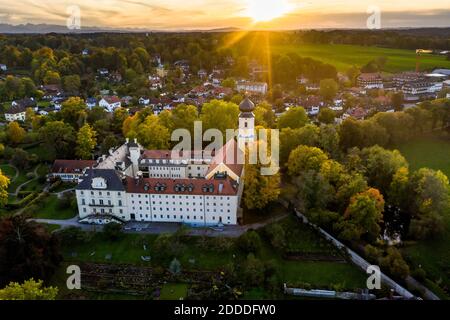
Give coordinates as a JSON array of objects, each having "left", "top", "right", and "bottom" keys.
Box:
[
  {"left": 5, "top": 98, "right": 36, "bottom": 122},
  {"left": 139, "top": 97, "right": 150, "bottom": 105},
  {"left": 236, "top": 81, "right": 268, "bottom": 95},
  {"left": 0, "top": 64, "right": 7, "bottom": 71},
  {"left": 99, "top": 96, "right": 121, "bottom": 112}
]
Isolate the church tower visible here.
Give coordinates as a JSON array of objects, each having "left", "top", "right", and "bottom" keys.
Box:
[{"left": 238, "top": 97, "right": 256, "bottom": 150}]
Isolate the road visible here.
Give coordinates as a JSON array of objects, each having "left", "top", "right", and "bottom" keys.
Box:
[{"left": 32, "top": 213, "right": 288, "bottom": 238}]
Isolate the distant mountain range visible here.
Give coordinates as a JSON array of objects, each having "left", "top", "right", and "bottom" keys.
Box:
[
  {"left": 0, "top": 23, "right": 449, "bottom": 36},
  {"left": 0, "top": 23, "right": 242, "bottom": 34}
]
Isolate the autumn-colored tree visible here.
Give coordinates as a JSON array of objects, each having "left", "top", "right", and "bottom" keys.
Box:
[
  {"left": 319, "top": 78, "right": 339, "bottom": 101},
  {"left": 0, "top": 170, "right": 10, "bottom": 207},
  {"left": 132, "top": 115, "right": 170, "bottom": 150},
  {"left": 0, "top": 279, "right": 58, "bottom": 300},
  {"left": 76, "top": 123, "right": 97, "bottom": 160},
  {"left": 317, "top": 108, "right": 336, "bottom": 124},
  {"left": 243, "top": 162, "right": 281, "bottom": 210},
  {"left": 335, "top": 188, "right": 385, "bottom": 242},
  {"left": 6, "top": 121, "right": 26, "bottom": 145}
]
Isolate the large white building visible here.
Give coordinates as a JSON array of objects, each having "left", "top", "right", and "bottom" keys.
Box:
[
  {"left": 236, "top": 81, "right": 268, "bottom": 95},
  {"left": 75, "top": 98, "right": 256, "bottom": 226}
]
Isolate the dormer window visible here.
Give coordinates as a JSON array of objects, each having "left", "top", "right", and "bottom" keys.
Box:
[{"left": 91, "top": 177, "right": 108, "bottom": 189}]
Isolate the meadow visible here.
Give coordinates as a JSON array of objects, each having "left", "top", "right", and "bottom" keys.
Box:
[{"left": 272, "top": 44, "right": 450, "bottom": 73}]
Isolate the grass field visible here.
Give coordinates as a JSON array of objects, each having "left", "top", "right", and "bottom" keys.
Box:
[
  {"left": 273, "top": 44, "right": 450, "bottom": 73},
  {"left": 396, "top": 136, "right": 450, "bottom": 178},
  {"left": 33, "top": 195, "right": 78, "bottom": 220}
]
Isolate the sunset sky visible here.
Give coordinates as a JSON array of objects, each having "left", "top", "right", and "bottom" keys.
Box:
[{"left": 1, "top": 0, "right": 449, "bottom": 30}]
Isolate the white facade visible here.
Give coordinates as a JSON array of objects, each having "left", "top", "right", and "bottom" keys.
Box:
[
  {"left": 236, "top": 81, "right": 268, "bottom": 95},
  {"left": 5, "top": 111, "right": 26, "bottom": 122},
  {"left": 99, "top": 98, "right": 121, "bottom": 112}
]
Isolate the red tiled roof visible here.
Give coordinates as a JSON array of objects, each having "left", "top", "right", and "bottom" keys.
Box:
[
  {"left": 125, "top": 176, "right": 239, "bottom": 196},
  {"left": 51, "top": 160, "right": 96, "bottom": 174},
  {"left": 102, "top": 96, "right": 121, "bottom": 104}
]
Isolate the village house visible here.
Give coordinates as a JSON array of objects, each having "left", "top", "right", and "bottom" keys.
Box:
[
  {"left": 357, "top": 73, "right": 384, "bottom": 89},
  {"left": 5, "top": 98, "right": 36, "bottom": 122},
  {"left": 0, "top": 64, "right": 7, "bottom": 71},
  {"left": 341, "top": 107, "right": 369, "bottom": 121},
  {"left": 49, "top": 159, "right": 97, "bottom": 182},
  {"left": 99, "top": 96, "right": 122, "bottom": 112},
  {"left": 139, "top": 97, "right": 150, "bottom": 105},
  {"left": 236, "top": 80, "right": 268, "bottom": 95}
]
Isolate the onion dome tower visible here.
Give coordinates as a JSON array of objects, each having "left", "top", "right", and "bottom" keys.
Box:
[{"left": 238, "top": 97, "right": 256, "bottom": 149}]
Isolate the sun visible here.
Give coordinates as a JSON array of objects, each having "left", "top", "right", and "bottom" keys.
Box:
[{"left": 245, "top": 0, "right": 293, "bottom": 22}]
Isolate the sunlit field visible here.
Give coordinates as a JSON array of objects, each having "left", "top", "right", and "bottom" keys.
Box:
[{"left": 273, "top": 44, "right": 450, "bottom": 73}]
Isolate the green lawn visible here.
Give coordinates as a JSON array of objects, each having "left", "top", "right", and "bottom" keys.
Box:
[
  {"left": 159, "top": 283, "right": 189, "bottom": 300},
  {"left": 6, "top": 169, "right": 30, "bottom": 193},
  {"left": 273, "top": 44, "right": 450, "bottom": 73},
  {"left": 0, "top": 164, "right": 17, "bottom": 178},
  {"left": 396, "top": 136, "right": 450, "bottom": 178},
  {"left": 33, "top": 195, "right": 78, "bottom": 220}
]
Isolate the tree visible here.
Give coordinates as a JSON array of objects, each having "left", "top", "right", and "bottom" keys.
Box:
[
  {"left": 277, "top": 107, "right": 309, "bottom": 130},
  {"left": 242, "top": 253, "right": 265, "bottom": 287},
  {"left": 319, "top": 78, "right": 338, "bottom": 101},
  {"left": 6, "top": 121, "right": 26, "bottom": 145},
  {"left": 360, "top": 146, "right": 408, "bottom": 195},
  {"left": 0, "top": 279, "right": 58, "bottom": 300},
  {"left": 380, "top": 248, "right": 410, "bottom": 279},
  {"left": 102, "top": 223, "right": 123, "bottom": 241},
  {"left": 287, "top": 145, "right": 328, "bottom": 177},
  {"left": 0, "top": 170, "right": 10, "bottom": 207},
  {"left": 100, "top": 134, "right": 120, "bottom": 154},
  {"left": 200, "top": 100, "right": 239, "bottom": 135},
  {"left": 131, "top": 115, "right": 170, "bottom": 150},
  {"left": 62, "top": 75, "right": 81, "bottom": 94},
  {"left": 335, "top": 188, "right": 385, "bottom": 242},
  {"left": 237, "top": 231, "right": 262, "bottom": 254},
  {"left": 289, "top": 171, "right": 333, "bottom": 212},
  {"left": 38, "top": 121, "right": 75, "bottom": 160},
  {"left": 254, "top": 102, "right": 276, "bottom": 128},
  {"left": 171, "top": 104, "right": 199, "bottom": 135},
  {"left": 0, "top": 216, "right": 61, "bottom": 287},
  {"left": 408, "top": 168, "right": 449, "bottom": 240},
  {"left": 76, "top": 124, "right": 97, "bottom": 160},
  {"left": 243, "top": 163, "right": 281, "bottom": 210},
  {"left": 10, "top": 148, "right": 30, "bottom": 170},
  {"left": 59, "top": 97, "right": 87, "bottom": 130},
  {"left": 391, "top": 92, "right": 404, "bottom": 111},
  {"left": 222, "top": 77, "right": 236, "bottom": 89},
  {"left": 317, "top": 108, "right": 336, "bottom": 124}
]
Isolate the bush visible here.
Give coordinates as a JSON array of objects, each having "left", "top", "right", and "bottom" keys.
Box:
[
  {"left": 380, "top": 247, "right": 410, "bottom": 279},
  {"left": 412, "top": 268, "right": 427, "bottom": 282},
  {"left": 153, "top": 233, "right": 184, "bottom": 260},
  {"left": 102, "top": 223, "right": 123, "bottom": 241},
  {"left": 364, "top": 244, "right": 382, "bottom": 263},
  {"left": 264, "top": 223, "right": 286, "bottom": 251},
  {"left": 237, "top": 230, "right": 262, "bottom": 254}
]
